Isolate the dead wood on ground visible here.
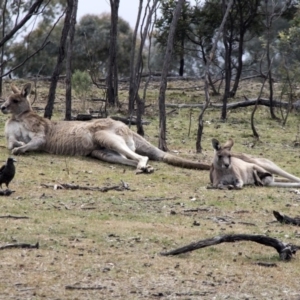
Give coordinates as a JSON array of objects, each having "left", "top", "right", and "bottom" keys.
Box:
[
  {"left": 166, "top": 98, "right": 294, "bottom": 110},
  {"left": 65, "top": 285, "right": 103, "bottom": 290},
  {"left": 0, "top": 215, "right": 29, "bottom": 219},
  {"left": 41, "top": 181, "right": 130, "bottom": 192},
  {"left": 0, "top": 242, "right": 39, "bottom": 250},
  {"left": 0, "top": 189, "right": 15, "bottom": 196},
  {"left": 160, "top": 234, "right": 299, "bottom": 261},
  {"left": 273, "top": 210, "right": 300, "bottom": 226},
  {"left": 141, "top": 196, "right": 178, "bottom": 201}
]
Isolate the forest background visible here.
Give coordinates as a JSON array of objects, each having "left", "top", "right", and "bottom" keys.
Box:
[
  {"left": 1, "top": 1, "right": 300, "bottom": 299},
  {"left": 1, "top": 0, "right": 300, "bottom": 151}
]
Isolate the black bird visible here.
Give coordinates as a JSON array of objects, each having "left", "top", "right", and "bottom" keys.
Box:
[{"left": 0, "top": 158, "right": 16, "bottom": 189}]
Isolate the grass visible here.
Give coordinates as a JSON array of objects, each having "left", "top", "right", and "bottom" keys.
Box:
[{"left": 0, "top": 79, "right": 300, "bottom": 299}]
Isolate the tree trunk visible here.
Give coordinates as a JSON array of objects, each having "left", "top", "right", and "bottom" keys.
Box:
[
  {"left": 221, "top": 0, "right": 232, "bottom": 121},
  {"left": 136, "top": 94, "right": 145, "bottom": 136},
  {"left": 65, "top": 0, "right": 78, "bottom": 120},
  {"left": 128, "top": 0, "right": 143, "bottom": 116},
  {"left": 264, "top": 0, "right": 277, "bottom": 119},
  {"left": 179, "top": 38, "right": 184, "bottom": 76},
  {"left": 158, "top": 0, "right": 185, "bottom": 151},
  {"left": 128, "top": 0, "right": 159, "bottom": 136},
  {"left": 0, "top": 0, "right": 8, "bottom": 97},
  {"left": 107, "top": 0, "right": 120, "bottom": 106},
  {"left": 44, "top": 0, "right": 73, "bottom": 119},
  {"left": 196, "top": 0, "right": 233, "bottom": 152},
  {"left": 230, "top": 31, "right": 244, "bottom": 97}
]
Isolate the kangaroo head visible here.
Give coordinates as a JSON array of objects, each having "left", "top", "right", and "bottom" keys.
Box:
[
  {"left": 212, "top": 138, "right": 234, "bottom": 169},
  {"left": 1, "top": 83, "right": 32, "bottom": 116}
]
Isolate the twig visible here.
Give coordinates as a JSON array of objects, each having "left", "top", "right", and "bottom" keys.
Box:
[
  {"left": 0, "top": 215, "right": 29, "bottom": 219},
  {"left": 254, "top": 262, "right": 277, "bottom": 268},
  {"left": 41, "top": 181, "right": 130, "bottom": 192},
  {"left": 65, "top": 285, "right": 103, "bottom": 290},
  {"left": 160, "top": 234, "right": 299, "bottom": 261},
  {"left": 0, "top": 242, "right": 39, "bottom": 250},
  {"left": 0, "top": 189, "right": 15, "bottom": 196},
  {"left": 141, "top": 196, "right": 178, "bottom": 201},
  {"left": 273, "top": 210, "right": 300, "bottom": 226}
]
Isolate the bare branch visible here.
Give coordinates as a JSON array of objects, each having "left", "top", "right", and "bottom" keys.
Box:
[
  {"left": 0, "top": 0, "right": 45, "bottom": 48},
  {"left": 160, "top": 234, "right": 299, "bottom": 261}
]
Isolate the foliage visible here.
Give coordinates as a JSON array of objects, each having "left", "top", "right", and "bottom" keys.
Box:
[
  {"left": 8, "top": 13, "right": 133, "bottom": 78},
  {"left": 154, "top": 0, "right": 197, "bottom": 75},
  {"left": 71, "top": 69, "right": 91, "bottom": 111},
  {"left": 73, "top": 13, "right": 133, "bottom": 77},
  {"left": 2, "top": 0, "right": 66, "bottom": 77}
]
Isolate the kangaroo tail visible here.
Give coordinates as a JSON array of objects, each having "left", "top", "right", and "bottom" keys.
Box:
[
  {"left": 163, "top": 153, "right": 211, "bottom": 170},
  {"left": 269, "top": 182, "right": 300, "bottom": 188},
  {"left": 133, "top": 132, "right": 210, "bottom": 170}
]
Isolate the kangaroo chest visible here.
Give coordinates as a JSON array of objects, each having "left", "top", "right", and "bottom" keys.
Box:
[{"left": 6, "top": 119, "right": 35, "bottom": 143}]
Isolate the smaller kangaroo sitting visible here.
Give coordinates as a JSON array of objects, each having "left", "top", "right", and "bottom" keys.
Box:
[{"left": 210, "top": 138, "right": 300, "bottom": 189}]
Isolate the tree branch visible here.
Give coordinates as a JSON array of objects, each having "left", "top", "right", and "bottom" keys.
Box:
[{"left": 160, "top": 234, "right": 299, "bottom": 261}]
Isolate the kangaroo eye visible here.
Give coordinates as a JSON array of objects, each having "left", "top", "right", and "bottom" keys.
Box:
[
  {"left": 218, "top": 155, "right": 222, "bottom": 160},
  {"left": 12, "top": 99, "right": 18, "bottom": 104}
]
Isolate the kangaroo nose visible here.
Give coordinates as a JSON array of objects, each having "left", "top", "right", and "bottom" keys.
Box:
[
  {"left": 1, "top": 105, "right": 6, "bottom": 111},
  {"left": 224, "top": 163, "right": 230, "bottom": 168}
]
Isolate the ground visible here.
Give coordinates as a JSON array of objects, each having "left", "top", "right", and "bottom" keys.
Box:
[{"left": 0, "top": 79, "right": 300, "bottom": 299}]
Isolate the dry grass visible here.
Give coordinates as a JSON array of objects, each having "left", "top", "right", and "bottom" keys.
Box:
[{"left": 0, "top": 79, "right": 300, "bottom": 299}]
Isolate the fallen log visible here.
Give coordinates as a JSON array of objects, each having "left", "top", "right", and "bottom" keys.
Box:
[
  {"left": 273, "top": 210, "right": 300, "bottom": 226},
  {"left": 165, "top": 98, "right": 296, "bottom": 110},
  {"left": 160, "top": 234, "right": 299, "bottom": 261}
]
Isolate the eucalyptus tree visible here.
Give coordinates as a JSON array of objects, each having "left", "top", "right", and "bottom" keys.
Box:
[
  {"left": 8, "top": 14, "right": 133, "bottom": 78},
  {"left": 65, "top": 0, "right": 78, "bottom": 120},
  {"left": 128, "top": 0, "right": 160, "bottom": 136},
  {"left": 219, "top": 0, "right": 261, "bottom": 120},
  {"left": 73, "top": 14, "right": 132, "bottom": 78},
  {"left": 106, "top": 0, "right": 120, "bottom": 106},
  {"left": 158, "top": 0, "right": 185, "bottom": 151},
  {"left": 0, "top": 0, "right": 65, "bottom": 95},
  {"left": 44, "top": 0, "right": 76, "bottom": 119},
  {"left": 155, "top": 0, "right": 193, "bottom": 76}
]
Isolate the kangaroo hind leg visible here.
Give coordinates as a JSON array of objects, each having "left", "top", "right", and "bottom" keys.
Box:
[{"left": 93, "top": 132, "right": 154, "bottom": 173}]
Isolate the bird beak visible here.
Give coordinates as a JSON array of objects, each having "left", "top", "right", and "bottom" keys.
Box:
[{"left": 11, "top": 158, "right": 17, "bottom": 162}]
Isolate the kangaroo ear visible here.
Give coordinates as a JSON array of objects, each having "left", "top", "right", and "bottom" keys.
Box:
[
  {"left": 212, "top": 139, "right": 221, "bottom": 151},
  {"left": 223, "top": 138, "right": 234, "bottom": 150},
  {"left": 11, "top": 84, "right": 20, "bottom": 94},
  {"left": 21, "top": 83, "right": 32, "bottom": 98}
]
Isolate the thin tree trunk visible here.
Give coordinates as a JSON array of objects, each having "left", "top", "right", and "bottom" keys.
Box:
[
  {"left": 266, "top": 23, "right": 276, "bottom": 119},
  {"left": 65, "top": 0, "right": 78, "bottom": 120},
  {"left": 44, "top": 0, "right": 73, "bottom": 119},
  {"left": 128, "top": 0, "right": 143, "bottom": 115},
  {"left": 0, "top": 0, "right": 8, "bottom": 97},
  {"left": 196, "top": 0, "right": 233, "bottom": 152},
  {"left": 221, "top": 0, "right": 232, "bottom": 121},
  {"left": 179, "top": 38, "right": 184, "bottom": 76},
  {"left": 230, "top": 31, "right": 244, "bottom": 97},
  {"left": 158, "top": 0, "right": 185, "bottom": 151},
  {"left": 129, "top": 0, "right": 159, "bottom": 135},
  {"left": 107, "top": 0, "right": 120, "bottom": 106}
]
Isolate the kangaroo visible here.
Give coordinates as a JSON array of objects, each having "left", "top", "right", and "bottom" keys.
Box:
[
  {"left": 210, "top": 138, "right": 300, "bottom": 189},
  {"left": 1, "top": 83, "right": 211, "bottom": 173}
]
